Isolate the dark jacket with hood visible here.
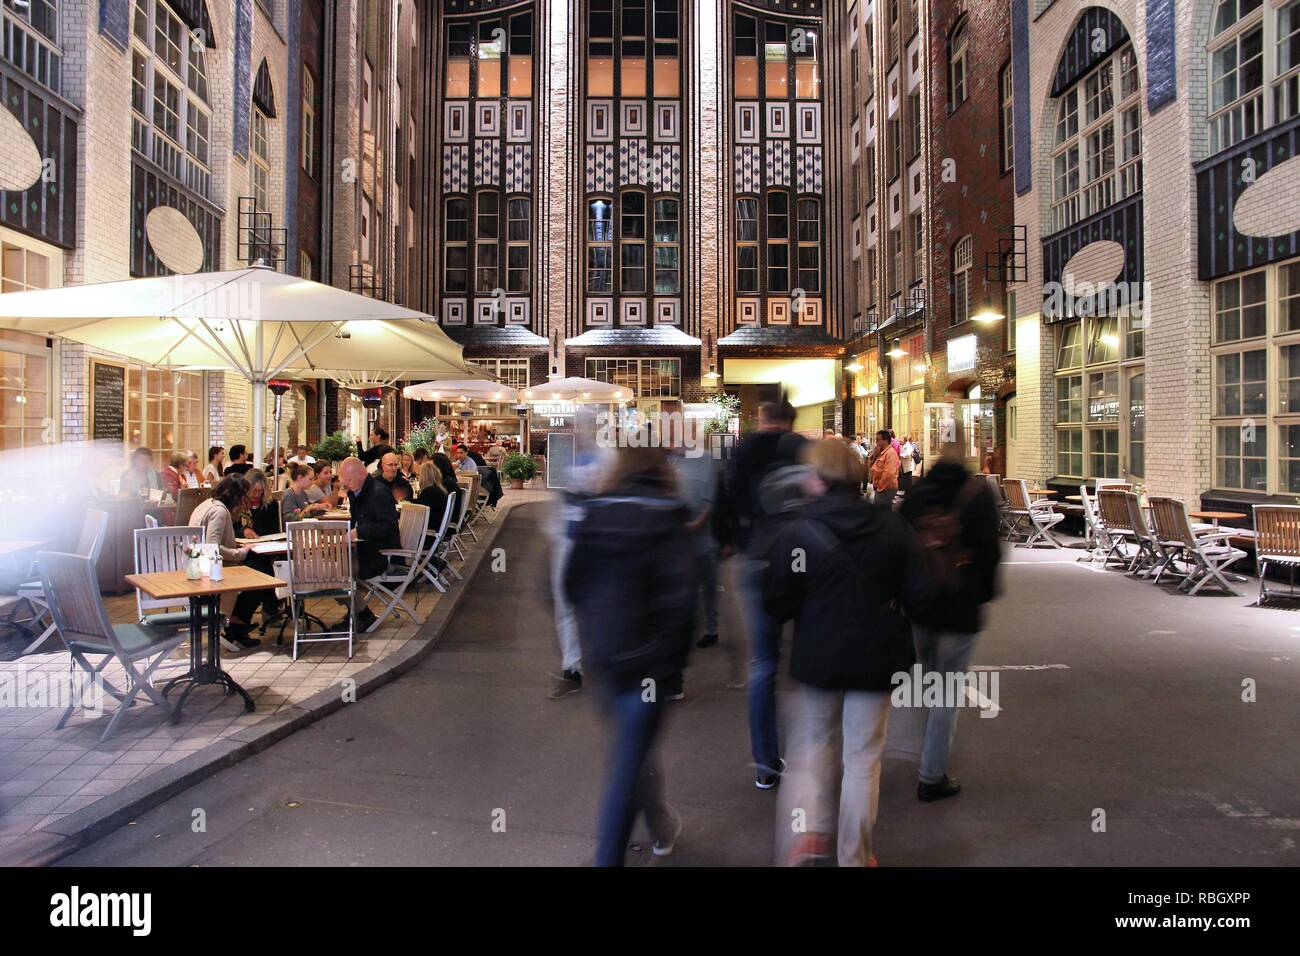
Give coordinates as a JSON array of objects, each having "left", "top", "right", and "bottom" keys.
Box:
[
  {"left": 348, "top": 474, "right": 402, "bottom": 578},
  {"left": 563, "top": 479, "right": 695, "bottom": 694},
  {"left": 762, "top": 488, "right": 933, "bottom": 691},
  {"left": 899, "top": 459, "right": 1001, "bottom": 634},
  {"left": 717, "top": 428, "right": 808, "bottom": 552}
]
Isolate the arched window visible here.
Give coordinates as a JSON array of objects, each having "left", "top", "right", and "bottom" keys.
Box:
[
  {"left": 952, "top": 235, "right": 973, "bottom": 325},
  {"left": 948, "top": 17, "right": 969, "bottom": 110},
  {"left": 1050, "top": 43, "right": 1141, "bottom": 232},
  {"left": 587, "top": 198, "right": 614, "bottom": 294}
]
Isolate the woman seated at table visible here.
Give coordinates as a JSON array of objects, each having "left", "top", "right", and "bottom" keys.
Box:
[
  {"left": 203, "top": 446, "right": 225, "bottom": 485},
  {"left": 281, "top": 464, "right": 332, "bottom": 522},
  {"left": 189, "top": 476, "right": 262, "bottom": 649},
  {"left": 400, "top": 451, "right": 418, "bottom": 485},
  {"left": 238, "top": 470, "right": 281, "bottom": 538},
  {"left": 416, "top": 461, "right": 450, "bottom": 519},
  {"left": 161, "top": 452, "right": 186, "bottom": 500},
  {"left": 430, "top": 453, "right": 463, "bottom": 522}
]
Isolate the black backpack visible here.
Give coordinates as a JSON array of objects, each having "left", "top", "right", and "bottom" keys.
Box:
[{"left": 912, "top": 477, "right": 982, "bottom": 596}]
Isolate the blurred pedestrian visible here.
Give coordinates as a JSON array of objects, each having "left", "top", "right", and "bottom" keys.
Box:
[
  {"left": 869, "top": 430, "right": 900, "bottom": 510},
  {"left": 763, "top": 440, "right": 932, "bottom": 866},
  {"left": 899, "top": 435, "right": 917, "bottom": 493},
  {"left": 900, "top": 442, "right": 1001, "bottom": 802},
  {"left": 672, "top": 441, "right": 720, "bottom": 654},
  {"left": 564, "top": 448, "right": 694, "bottom": 865}
]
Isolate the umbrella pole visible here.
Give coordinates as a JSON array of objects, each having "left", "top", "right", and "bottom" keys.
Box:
[{"left": 252, "top": 324, "right": 265, "bottom": 469}]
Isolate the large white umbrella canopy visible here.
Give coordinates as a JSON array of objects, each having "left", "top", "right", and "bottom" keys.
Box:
[
  {"left": 0, "top": 265, "right": 479, "bottom": 464},
  {"left": 403, "top": 379, "right": 521, "bottom": 403},
  {"left": 519, "top": 376, "right": 633, "bottom": 404}
]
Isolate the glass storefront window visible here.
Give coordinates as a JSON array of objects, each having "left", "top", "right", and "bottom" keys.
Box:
[{"left": 127, "top": 368, "right": 205, "bottom": 465}]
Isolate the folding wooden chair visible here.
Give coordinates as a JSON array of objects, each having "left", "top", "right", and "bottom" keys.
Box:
[
  {"left": 361, "top": 503, "right": 431, "bottom": 632},
  {"left": 416, "top": 494, "right": 458, "bottom": 592},
  {"left": 39, "top": 551, "right": 185, "bottom": 742},
  {"left": 1252, "top": 504, "right": 1300, "bottom": 606},
  {"left": 284, "top": 520, "right": 354, "bottom": 660},
  {"left": 1003, "top": 479, "right": 1064, "bottom": 548},
  {"left": 12, "top": 509, "right": 109, "bottom": 656},
  {"left": 1158, "top": 499, "right": 1247, "bottom": 595}
]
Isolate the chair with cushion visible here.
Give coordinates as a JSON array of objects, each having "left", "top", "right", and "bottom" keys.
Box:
[
  {"left": 1252, "top": 504, "right": 1300, "bottom": 606},
  {"left": 284, "top": 520, "right": 354, "bottom": 660},
  {"left": 39, "top": 551, "right": 185, "bottom": 742},
  {"left": 133, "top": 526, "right": 211, "bottom": 631}
]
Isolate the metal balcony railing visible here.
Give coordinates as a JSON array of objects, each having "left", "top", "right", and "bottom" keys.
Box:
[{"left": 237, "top": 196, "right": 285, "bottom": 269}]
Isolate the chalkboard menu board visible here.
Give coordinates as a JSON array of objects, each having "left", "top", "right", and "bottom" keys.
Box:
[
  {"left": 90, "top": 360, "right": 126, "bottom": 445},
  {"left": 546, "top": 433, "right": 575, "bottom": 490}
]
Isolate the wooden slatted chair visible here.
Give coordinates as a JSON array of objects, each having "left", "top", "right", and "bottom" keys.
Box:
[
  {"left": 11, "top": 508, "right": 110, "bottom": 655},
  {"left": 284, "top": 520, "right": 354, "bottom": 660},
  {"left": 174, "top": 486, "right": 212, "bottom": 526},
  {"left": 1146, "top": 496, "right": 1194, "bottom": 586},
  {"left": 1252, "top": 504, "right": 1300, "bottom": 606},
  {"left": 1120, "top": 490, "right": 1162, "bottom": 576},
  {"left": 1157, "top": 498, "right": 1248, "bottom": 595},
  {"left": 39, "top": 551, "right": 185, "bottom": 742},
  {"left": 1095, "top": 489, "right": 1139, "bottom": 569},
  {"left": 1003, "top": 478, "right": 1064, "bottom": 548}
]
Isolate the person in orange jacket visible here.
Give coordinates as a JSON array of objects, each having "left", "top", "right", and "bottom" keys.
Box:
[{"left": 869, "top": 430, "right": 900, "bottom": 510}]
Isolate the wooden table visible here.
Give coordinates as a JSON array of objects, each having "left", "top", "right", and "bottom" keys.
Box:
[
  {"left": 125, "top": 566, "right": 285, "bottom": 722},
  {"left": 1189, "top": 510, "right": 1247, "bottom": 528}
]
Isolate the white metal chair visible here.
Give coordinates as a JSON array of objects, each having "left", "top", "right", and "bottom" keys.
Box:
[
  {"left": 133, "top": 525, "right": 208, "bottom": 631},
  {"left": 361, "top": 503, "right": 431, "bottom": 633},
  {"left": 416, "top": 494, "right": 458, "bottom": 592},
  {"left": 284, "top": 520, "right": 355, "bottom": 660},
  {"left": 444, "top": 487, "right": 471, "bottom": 562},
  {"left": 1003, "top": 479, "right": 1064, "bottom": 548},
  {"left": 1252, "top": 504, "right": 1300, "bottom": 605},
  {"left": 39, "top": 551, "right": 184, "bottom": 742},
  {"left": 12, "top": 508, "right": 110, "bottom": 656}
]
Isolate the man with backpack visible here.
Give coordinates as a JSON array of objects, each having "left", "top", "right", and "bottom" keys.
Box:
[{"left": 899, "top": 442, "right": 1002, "bottom": 802}]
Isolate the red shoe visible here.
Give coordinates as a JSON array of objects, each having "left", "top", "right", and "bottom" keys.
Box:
[
  {"left": 786, "top": 832, "right": 834, "bottom": 866},
  {"left": 867, "top": 853, "right": 879, "bottom": 867}
]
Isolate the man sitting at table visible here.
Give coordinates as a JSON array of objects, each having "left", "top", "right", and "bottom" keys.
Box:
[
  {"left": 120, "top": 447, "right": 162, "bottom": 497},
  {"left": 337, "top": 457, "right": 401, "bottom": 632},
  {"left": 224, "top": 444, "right": 255, "bottom": 476},
  {"left": 161, "top": 451, "right": 187, "bottom": 500},
  {"left": 287, "top": 444, "right": 316, "bottom": 467},
  {"left": 281, "top": 464, "right": 331, "bottom": 521},
  {"left": 305, "top": 461, "right": 336, "bottom": 506},
  {"left": 452, "top": 444, "right": 479, "bottom": 475},
  {"left": 378, "top": 452, "right": 414, "bottom": 501}
]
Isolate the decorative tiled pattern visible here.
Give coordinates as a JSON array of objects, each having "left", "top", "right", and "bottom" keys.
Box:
[
  {"left": 475, "top": 298, "right": 498, "bottom": 324},
  {"left": 444, "top": 102, "right": 469, "bottom": 142},
  {"left": 621, "top": 100, "right": 647, "bottom": 135},
  {"left": 507, "top": 299, "right": 529, "bottom": 325},
  {"left": 795, "top": 102, "right": 821, "bottom": 144},
  {"left": 652, "top": 145, "right": 681, "bottom": 193},
  {"left": 586, "top": 144, "right": 615, "bottom": 192},
  {"left": 735, "top": 103, "right": 760, "bottom": 144},
  {"left": 735, "top": 146, "right": 761, "bottom": 193},
  {"left": 443, "top": 299, "right": 467, "bottom": 325},
  {"left": 587, "top": 299, "right": 613, "bottom": 326},
  {"left": 737, "top": 298, "right": 761, "bottom": 325},
  {"left": 654, "top": 101, "right": 680, "bottom": 142},
  {"left": 765, "top": 141, "right": 792, "bottom": 187},
  {"left": 796, "top": 146, "right": 823, "bottom": 194},
  {"left": 798, "top": 297, "right": 822, "bottom": 325},
  {"left": 622, "top": 298, "right": 646, "bottom": 325},
  {"left": 475, "top": 101, "right": 501, "bottom": 136},
  {"left": 473, "top": 140, "right": 501, "bottom": 186},
  {"left": 506, "top": 100, "right": 531, "bottom": 142},
  {"left": 766, "top": 102, "right": 790, "bottom": 138},
  {"left": 655, "top": 298, "right": 680, "bottom": 325},
  {"left": 619, "top": 138, "right": 649, "bottom": 186},
  {"left": 767, "top": 298, "right": 790, "bottom": 324},
  {"left": 443, "top": 145, "right": 469, "bottom": 193},
  {"left": 587, "top": 100, "right": 613, "bottom": 141},
  {"left": 506, "top": 145, "right": 532, "bottom": 193}
]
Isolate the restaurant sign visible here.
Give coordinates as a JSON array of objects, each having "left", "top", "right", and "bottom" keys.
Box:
[{"left": 532, "top": 401, "right": 575, "bottom": 428}]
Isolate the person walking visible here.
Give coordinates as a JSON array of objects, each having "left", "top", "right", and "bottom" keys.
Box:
[
  {"left": 899, "top": 435, "right": 917, "bottom": 494},
  {"left": 722, "top": 400, "right": 807, "bottom": 790},
  {"left": 672, "top": 443, "right": 721, "bottom": 655},
  {"left": 564, "top": 448, "right": 695, "bottom": 865},
  {"left": 869, "top": 430, "right": 901, "bottom": 510},
  {"left": 762, "top": 440, "right": 932, "bottom": 866},
  {"left": 900, "top": 442, "right": 1002, "bottom": 802}
]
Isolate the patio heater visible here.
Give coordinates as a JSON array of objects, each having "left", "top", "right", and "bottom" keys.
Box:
[
  {"left": 514, "top": 402, "right": 531, "bottom": 454},
  {"left": 268, "top": 379, "right": 291, "bottom": 485},
  {"left": 361, "top": 387, "right": 384, "bottom": 430}
]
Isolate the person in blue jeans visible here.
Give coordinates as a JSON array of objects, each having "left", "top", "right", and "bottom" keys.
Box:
[
  {"left": 720, "top": 400, "right": 807, "bottom": 790},
  {"left": 564, "top": 448, "right": 695, "bottom": 865}
]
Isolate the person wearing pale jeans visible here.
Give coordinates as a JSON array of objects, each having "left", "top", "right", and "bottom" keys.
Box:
[
  {"left": 547, "top": 498, "right": 583, "bottom": 696},
  {"left": 912, "top": 626, "right": 979, "bottom": 785},
  {"left": 778, "top": 684, "right": 891, "bottom": 867}
]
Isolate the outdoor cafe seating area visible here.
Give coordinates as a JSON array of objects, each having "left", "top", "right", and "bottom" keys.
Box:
[{"left": 982, "top": 474, "right": 1300, "bottom": 604}]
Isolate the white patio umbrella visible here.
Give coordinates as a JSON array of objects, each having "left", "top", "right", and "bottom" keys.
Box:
[
  {"left": 0, "top": 265, "right": 481, "bottom": 465},
  {"left": 518, "top": 376, "right": 633, "bottom": 404},
  {"left": 402, "top": 379, "right": 521, "bottom": 403}
]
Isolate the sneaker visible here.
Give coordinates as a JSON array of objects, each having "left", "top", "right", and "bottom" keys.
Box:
[
  {"left": 652, "top": 809, "right": 682, "bottom": 857},
  {"left": 917, "top": 775, "right": 962, "bottom": 802},
  {"left": 755, "top": 758, "right": 787, "bottom": 791},
  {"left": 549, "top": 670, "right": 582, "bottom": 699},
  {"left": 663, "top": 679, "right": 684, "bottom": 701},
  {"left": 696, "top": 633, "right": 718, "bottom": 649}
]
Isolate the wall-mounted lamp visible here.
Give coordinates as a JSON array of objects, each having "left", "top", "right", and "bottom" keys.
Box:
[{"left": 885, "top": 338, "right": 906, "bottom": 358}]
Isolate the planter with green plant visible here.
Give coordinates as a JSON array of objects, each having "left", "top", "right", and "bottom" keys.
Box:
[
  {"left": 311, "top": 431, "right": 356, "bottom": 465},
  {"left": 501, "top": 451, "right": 538, "bottom": 488}
]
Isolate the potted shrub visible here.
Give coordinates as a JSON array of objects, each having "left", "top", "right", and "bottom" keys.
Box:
[
  {"left": 311, "top": 431, "right": 356, "bottom": 466},
  {"left": 501, "top": 451, "right": 538, "bottom": 489}
]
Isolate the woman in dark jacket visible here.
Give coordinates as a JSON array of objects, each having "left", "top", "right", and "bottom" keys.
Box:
[
  {"left": 430, "top": 452, "right": 462, "bottom": 522},
  {"left": 762, "top": 440, "right": 933, "bottom": 867},
  {"left": 564, "top": 448, "right": 695, "bottom": 866}
]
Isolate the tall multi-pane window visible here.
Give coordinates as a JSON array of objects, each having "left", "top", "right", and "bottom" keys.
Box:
[
  {"left": 797, "top": 199, "right": 820, "bottom": 293},
  {"left": 444, "top": 198, "right": 469, "bottom": 294},
  {"left": 1000, "top": 62, "right": 1015, "bottom": 172},
  {"left": 1206, "top": 0, "right": 1300, "bottom": 150},
  {"left": 1210, "top": 258, "right": 1300, "bottom": 493},
  {"left": 507, "top": 198, "right": 530, "bottom": 293},
  {"left": 302, "top": 67, "right": 317, "bottom": 177},
  {"left": 948, "top": 17, "right": 968, "bottom": 110},
  {"left": 126, "top": 368, "right": 205, "bottom": 466},
  {"left": 654, "top": 198, "right": 680, "bottom": 294},
  {"left": 736, "top": 198, "right": 759, "bottom": 292},
  {"left": 1054, "top": 311, "right": 1142, "bottom": 479},
  {"left": 131, "top": 0, "right": 213, "bottom": 198},
  {"left": 251, "top": 108, "right": 270, "bottom": 211},
  {"left": 475, "top": 190, "right": 500, "bottom": 293},
  {"left": 952, "top": 235, "right": 972, "bottom": 325},
  {"left": 587, "top": 199, "right": 614, "bottom": 294},
  {"left": 1051, "top": 44, "right": 1141, "bottom": 232},
  {"left": 767, "top": 191, "right": 790, "bottom": 293},
  {"left": 620, "top": 191, "right": 647, "bottom": 293}
]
